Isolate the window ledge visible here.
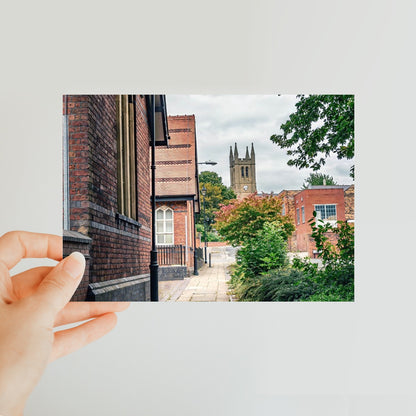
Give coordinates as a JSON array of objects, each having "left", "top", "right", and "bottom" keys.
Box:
[
  {"left": 116, "top": 213, "right": 142, "bottom": 228},
  {"left": 63, "top": 230, "right": 92, "bottom": 244}
]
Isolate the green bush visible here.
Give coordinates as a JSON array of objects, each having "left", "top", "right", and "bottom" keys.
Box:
[
  {"left": 229, "top": 213, "right": 354, "bottom": 302},
  {"left": 206, "top": 231, "right": 224, "bottom": 242},
  {"left": 292, "top": 216, "right": 354, "bottom": 301},
  {"left": 197, "top": 223, "right": 224, "bottom": 242},
  {"left": 243, "top": 269, "right": 317, "bottom": 302},
  {"left": 235, "top": 222, "right": 288, "bottom": 279}
]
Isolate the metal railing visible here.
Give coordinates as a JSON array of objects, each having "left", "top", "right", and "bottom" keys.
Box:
[{"left": 157, "top": 244, "right": 186, "bottom": 266}]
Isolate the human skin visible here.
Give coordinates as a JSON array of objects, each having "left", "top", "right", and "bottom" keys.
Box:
[{"left": 0, "top": 231, "right": 130, "bottom": 416}]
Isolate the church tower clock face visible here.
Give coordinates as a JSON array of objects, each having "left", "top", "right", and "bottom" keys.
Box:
[{"left": 243, "top": 185, "right": 248, "bottom": 191}]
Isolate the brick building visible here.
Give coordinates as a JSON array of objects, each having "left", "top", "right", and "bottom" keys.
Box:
[
  {"left": 274, "top": 189, "right": 299, "bottom": 251},
  {"left": 154, "top": 115, "right": 200, "bottom": 279},
  {"left": 279, "top": 185, "right": 355, "bottom": 257},
  {"left": 63, "top": 94, "right": 169, "bottom": 301}
]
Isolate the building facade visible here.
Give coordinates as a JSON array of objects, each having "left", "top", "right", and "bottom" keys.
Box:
[
  {"left": 275, "top": 189, "right": 299, "bottom": 251},
  {"left": 63, "top": 94, "right": 168, "bottom": 301},
  {"left": 154, "top": 115, "right": 200, "bottom": 278},
  {"left": 286, "top": 185, "right": 355, "bottom": 257},
  {"left": 229, "top": 143, "right": 257, "bottom": 199}
]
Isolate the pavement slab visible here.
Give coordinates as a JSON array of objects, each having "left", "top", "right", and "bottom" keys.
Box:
[{"left": 160, "top": 245, "right": 236, "bottom": 302}]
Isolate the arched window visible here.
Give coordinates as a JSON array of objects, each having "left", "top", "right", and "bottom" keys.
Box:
[
  {"left": 245, "top": 166, "right": 249, "bottom": 177},
  {"left": 241, "top": 167, "right": 244, "bottom": 177},
  {"left": 156, "top": 207, "right": 174, "bottom": 245}
]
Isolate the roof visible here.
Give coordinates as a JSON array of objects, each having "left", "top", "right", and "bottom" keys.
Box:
[{"left": 309, "top": 185, "right": 353, "bottom": 190}]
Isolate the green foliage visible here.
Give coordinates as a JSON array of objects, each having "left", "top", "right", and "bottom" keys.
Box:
[
  {"left": 199, "top": 171, "right": 223, "bottom": 186},
  {"left": 198, "top": 171, "right": 236, "bottom": 230},
  {"left": 232, "top": 269, "right": 317, "bottom": 302},
  {"left": 308, "top": 214, "right": 354, "bottom": 266},
  {"left": 197, "top": 219, "right": 224, "bottom": 242},
  {"left": 302, "top": 172, "right": 338, "bottom": 189},
  {"left": 271, "top": 95, "right": 354, "bottom": 178},
  {"left": 229, "top": 212, "right": 354, "bottom": 302},
  {"left": 236, "top": 222, "right": 288, "bottom": 279},
  {"left": 206, "top": 231, "right": 224, "bottom": 242},
  {"left": 215, "top": 194, "right": 295, "bottom": 246},
  {"left": 293, "top": 214, "right": 355, "bottom": 301}
]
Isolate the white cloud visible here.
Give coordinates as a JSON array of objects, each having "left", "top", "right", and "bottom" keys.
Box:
[{"left": 166, "top": 95, "right": 354, "bottom": 192}]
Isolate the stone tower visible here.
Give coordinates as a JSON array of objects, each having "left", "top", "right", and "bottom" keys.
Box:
[{"left": 229, "top": 142, "right": 257, "bottom": 199}]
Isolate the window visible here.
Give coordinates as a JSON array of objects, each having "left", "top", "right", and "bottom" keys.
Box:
[
  {"left": 117, "top": 95, "right": 137, "bottom": 220},
  {"left": 296, "top": 208, "right": 300, "bottom": 225},
  {"left": 156, "top": 207, "right": 174, "bottom": 245},
  {"left": 282, "top": 204, "right": 286, "bottom": 216},
  {"left": 301, "top": 206, "right": 305, "bottom": 223},
  {"left": 241, "top": 167, "right": 244, "bottom": 177},
  {"left": 314, "top": 204, "right": 337, "bottom": 221},
  {"left": 245, "top": 166, "right": 249, "bottom": 177}
]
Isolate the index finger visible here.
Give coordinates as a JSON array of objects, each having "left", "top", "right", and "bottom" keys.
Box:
[{"left": 0, "top": 231, "right": 62, "bottom": 270}]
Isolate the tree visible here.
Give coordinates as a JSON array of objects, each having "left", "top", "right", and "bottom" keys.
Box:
[
  {"left": 199, "top": 171, "right": 223, "bottom": 187},
  {"left": 270, "top": 95, "right": 354, "bottom": 178},
  {"left": 215, "top": 194, "right": 295, "bottom": 246},
  {"left": 198, "top": 171, "right": 236, "bottom": 230},
  {"left": 302, "top": 172, "right": 338, "bottom": 189}
]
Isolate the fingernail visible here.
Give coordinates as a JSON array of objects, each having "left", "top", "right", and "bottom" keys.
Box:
[{"left": 63, "top": 252, "right": 86, "bottom": 279}]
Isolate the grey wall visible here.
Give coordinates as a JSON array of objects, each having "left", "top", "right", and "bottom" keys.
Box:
[{"left": 1, "top": 1, "right": 416, "bottom": 415}]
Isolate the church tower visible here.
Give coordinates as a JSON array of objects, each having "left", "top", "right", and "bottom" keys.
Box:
[{"left": 229, "top": 142, "right": 257, "bottom": 199}]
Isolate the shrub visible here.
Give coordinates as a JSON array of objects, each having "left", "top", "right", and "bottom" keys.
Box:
[
  {"left": 292, "top": 215, "right": 354, "bottom": 301},
  {"left": 238, "top": 269, "right": 317, "bottom": 302},
  {"left": 228, "top": 212, "right": 354, "bottom": 302},
  {"left": 235, "top": 222, "right": 288, "bottom": 279}
]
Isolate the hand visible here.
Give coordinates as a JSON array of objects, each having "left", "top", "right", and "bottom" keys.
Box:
[{"left": 0, "top": 231, "right": 129, "bottom": 416}]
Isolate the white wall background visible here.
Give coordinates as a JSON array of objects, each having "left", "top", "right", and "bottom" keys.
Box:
[{"left": 1, "top": 0, "right": 415, "bottom": 414}]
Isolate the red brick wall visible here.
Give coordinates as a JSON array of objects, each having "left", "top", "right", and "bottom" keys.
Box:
[
  {"left": 293, "top": 188, "right": 346, "bottom": 256},
  {"left": 276, "top": 190, "right": 299, "bottom": 251},
  {"left": 65, "top": 95, "right": 91, "bottom": 235},
  {"left": 155, "top": 115, "right": 198, "bottom": 197},
  {"left": 344, "top": 185, "right": 355, "bottom": 221},
  {"left": 64, "top": 95, "right": 151, "bottom": 299}
]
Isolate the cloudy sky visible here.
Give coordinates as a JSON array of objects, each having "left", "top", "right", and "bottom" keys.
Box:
[{"left": 166, "top": 95, "right": 354, "bottom": 192}]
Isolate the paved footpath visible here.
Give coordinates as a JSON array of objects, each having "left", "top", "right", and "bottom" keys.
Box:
[{"left": 159, "top": 246, "right": 237, "bottom": 302}]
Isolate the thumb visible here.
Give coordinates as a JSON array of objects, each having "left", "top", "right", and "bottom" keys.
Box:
[{"left": 34, "top": 252, "right": 85, "bottom": 316}]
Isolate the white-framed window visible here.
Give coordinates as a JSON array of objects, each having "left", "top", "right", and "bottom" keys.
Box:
[
  {"left": 301, "top": 206, "right": 305, "bottom": 223},
  {"left": 156, "top": 207, "right": 174, "bottom": 245},
  {"left": 296, "top": 208, "right": 300, "bottom": 225},
  {"left": 314, "top": 204, "right": 337, "bottom": 221}
]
